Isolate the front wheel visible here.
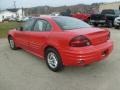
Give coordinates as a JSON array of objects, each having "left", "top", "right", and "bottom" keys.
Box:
[
  {"left": 45, "top": 48, "right": 64, "bottom": 72},
  {"left": 93, "top": 23, "right": 98, "bottom": 27},
  {"left": 114, "top": 26, "right": 119, "bottom": 29},
  {"left": 107, "top": 21, "right": 113, "bottom": 28},
  {"left": 8, "top": 36, "right": 18, "bottom": 50}
]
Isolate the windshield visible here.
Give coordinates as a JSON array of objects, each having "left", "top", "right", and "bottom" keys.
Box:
[
  {"left": 53, "top": 16, "right": 91, "bottom": 30},
  {"left": 101, "top": 10, "right": 115, "bottom": 15},
  {"left": 115, "top": 10, "right": 120, "bottom": 16}
]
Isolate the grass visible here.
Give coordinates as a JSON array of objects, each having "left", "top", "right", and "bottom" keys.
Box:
[{"left": 0, "top": 22, "right": 20, "bottom": 38}]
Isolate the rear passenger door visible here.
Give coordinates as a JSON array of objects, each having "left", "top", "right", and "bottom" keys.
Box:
[{"left": 29, "top": 19, "right": 52, "bottom": 57}]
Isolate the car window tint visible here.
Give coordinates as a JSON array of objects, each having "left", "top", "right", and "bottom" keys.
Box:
[
  {"left": 44, "top": 21, "right": 52, "bottom": 31},
  {"left": 53, "top": 16, "right": 91, "bottom": 30},
  {"left": 34, "top": 20, "right": 52, "bottom": 32},
  {"left": 46, "top": 22, "right": 52, "bottom": 31},
  {"left": 34, "top": 20, "right": 44, "bottom": 31},
  {"left": 22, "top": 18, "right": 35, "bottom": 31}
]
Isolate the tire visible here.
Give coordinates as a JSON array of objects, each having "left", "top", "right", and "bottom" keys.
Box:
[
  {"left": 45, "top": 48, "right": 64, "bottom": 72},
  {"left": 93, "top": 23, "right": 98, "bottom": 27},
  {"left": 115, "top": 26, "right": 119, "bottom": 29},
  {"left": 8, "top": 36, "right": 18, "bottom": 50},
  {"left": 107, "top": 21, "right": 112, "bottom": 28}
]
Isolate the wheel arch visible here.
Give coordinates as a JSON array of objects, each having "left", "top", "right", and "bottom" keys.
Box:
[
  {"left": 44, "top": 45, "right": 59, "bottom": 57},
  {"left": 8, "top": 33, "right": 16, "bottom": 42},
  {"left": 8, "top": 34, "right": 12, "bottom": 39}
]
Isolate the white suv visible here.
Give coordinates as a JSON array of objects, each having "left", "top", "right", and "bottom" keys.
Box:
[{"left": 114, "top": 16, "right": 120, "bottom": 29}]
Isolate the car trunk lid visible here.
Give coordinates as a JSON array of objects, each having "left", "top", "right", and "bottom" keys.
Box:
[
  {"left": 86, "top": 30, "right": 109, "bottom": 45},
  {"left": 65, "top": 28, "right": 109, "bottom": 46}
]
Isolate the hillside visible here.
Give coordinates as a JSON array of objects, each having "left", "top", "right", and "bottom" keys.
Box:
[{"left": 24, "top": 3, "right": 100, "bottom": 16}]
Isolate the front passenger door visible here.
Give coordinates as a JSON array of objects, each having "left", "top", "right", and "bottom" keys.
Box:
[{"left": 29, "top": 19, "right": 52, "bottom": 57}]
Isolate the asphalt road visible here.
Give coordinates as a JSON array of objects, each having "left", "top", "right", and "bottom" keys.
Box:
[{"left": 0, "top": 28, "right": 120, "bottom": 90}]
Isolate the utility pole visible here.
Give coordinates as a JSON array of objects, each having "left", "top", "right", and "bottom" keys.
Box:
[
  {"left": 13, "top": 1, "right": 17, "bottom": 18},
  {"left": 13, "top": 1, "right": 16, "bottom": 9}
]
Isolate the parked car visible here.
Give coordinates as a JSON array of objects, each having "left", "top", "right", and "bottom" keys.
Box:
[
  {"left": 3, "top": 18, "right": 9, "bottom": 22},
  {"left": 16, "top": 17, "right": 23, "bottom": 22},
  {"left": 17, "top": 17, "right": 31, "bottom": 22},
  {"left": 71, "top": 13, "right": 90, "bottom": 22},
  {"left": 8, "top": 16, "right": 113, "bottom": 72},
  {"left": 90, "top": 9, "right": 120, "bottom": 27},
  {"left": 9, "top": 17, "right": 16, "bottom": 21},
  {"left": 50, "top": 12, "right": 60, "bottom": 16},
  {"left": 114, "top": 16, "right": 120, "bottom": 29}
]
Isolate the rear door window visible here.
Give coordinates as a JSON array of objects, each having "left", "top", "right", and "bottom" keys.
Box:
[{"left": 33, "top": 19, "right": 52, "bottom": 32}]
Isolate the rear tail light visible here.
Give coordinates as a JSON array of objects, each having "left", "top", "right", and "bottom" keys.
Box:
[{"left": 69, "top": 35, "right": 91, "bottom": 47}]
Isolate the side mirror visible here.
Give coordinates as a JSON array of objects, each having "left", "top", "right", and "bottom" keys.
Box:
[
  {"left": 16, "top": 26, "right": 23, "bottom": 31},
  {"left": 19, "top": 26, "right": 23, "bottom": 31}
]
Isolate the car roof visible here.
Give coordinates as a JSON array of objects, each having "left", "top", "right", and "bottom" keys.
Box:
[
  {"left": 102, "top": 9, "right": 119, "bottom": 11},
  {"left": 32, "top": 15, "right": 69, "bottom": 20}
]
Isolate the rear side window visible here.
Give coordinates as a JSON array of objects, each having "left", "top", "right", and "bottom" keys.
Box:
[
  {"left": 53, "top": 16, "right": 91, "bottom": 30},
  {"left": 33, "top": 20, "right": 52, "bottom": 32},
  {"left": 46, "top": 22, "right": 52, "bottom": 31},
  {"left": 34, "top": 20, "right": 43, "bottom": 32}
]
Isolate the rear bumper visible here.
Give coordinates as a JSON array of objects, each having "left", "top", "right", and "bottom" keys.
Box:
[{"left": 60, "top": 40, "right": 113, "bottom": 66}]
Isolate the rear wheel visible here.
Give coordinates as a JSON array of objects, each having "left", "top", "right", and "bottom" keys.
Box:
[
  {"left": 8, "top": 36, "right": 18, "bottom": 50},
  {"left": 45, "top": 48, "right": 64, "bottom": 72}
]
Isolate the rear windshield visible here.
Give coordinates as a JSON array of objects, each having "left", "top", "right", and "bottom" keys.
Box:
[{"left": 52, "top": 16, "right": 91, "bottom": 30}]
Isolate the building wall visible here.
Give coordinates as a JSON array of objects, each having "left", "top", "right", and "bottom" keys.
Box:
[
  {"left": 99, "top": 1, "right": 120, "bottom": 12},
  {"left": 17, "top": 9, "right": 25, "bottom": 18},
  {"left": 0, "top": 15, "right": 3, "bottom": 22},
  {"left": 0, "top": 9, "right": 25, "bottom": 20},
  {"left": 0, "top": 11, "right": 16, "bottom": 19}
]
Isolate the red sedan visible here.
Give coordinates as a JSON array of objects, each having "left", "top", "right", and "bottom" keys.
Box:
[{"left": 8, "top": 16, "right": 113, "bottom": 72}]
